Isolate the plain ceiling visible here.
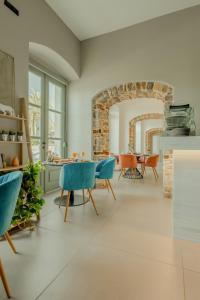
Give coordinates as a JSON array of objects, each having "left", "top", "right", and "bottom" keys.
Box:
[{"left": 45, "top": 0, "right": 200, "bottom": 40}]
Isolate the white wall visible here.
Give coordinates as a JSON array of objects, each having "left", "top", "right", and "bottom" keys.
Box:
[
  {"left": 0, "top": 0, "right": 80, "bottom": 103},
  {"left": 68, "top": 5, "right": 200, "bottom": 157}
]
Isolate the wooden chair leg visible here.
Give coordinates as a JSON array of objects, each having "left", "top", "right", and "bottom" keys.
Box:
[
  {"left": 152, "top": 168, "right": 158, "bottom": 181},
  {"left": 105, "top": 180, "right": 109, "bottom": 192},
  {"left": 118, "top": 170, "right": 123, "bottom": 181},
  {"left": 82, "top": 189, "right": 85, "bottom": 201},
  {"left": 4, "top": 232, "right": 17, "bottom": 254},
  {"left": 0, "top": 258, "right": 11, "bottom": 298},
  {"left": 88, "top": 189, "right": 99, "bottom": 216},
  {"left": 64, "top": 191, "right": 71, "bottom": 222},
  {"left": 107, "top": 180, "right": 116, "bottom": 200},
  {"left": 154, "top": 168, "right": 159, "bottom": 179},
  {"left": 59, "top": 189, "right": 64, "bottom": 208},
  {"left": 141, "top": 165, "right": 145, "bottom": 176}
]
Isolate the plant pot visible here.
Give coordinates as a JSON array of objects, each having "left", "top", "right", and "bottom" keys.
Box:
[
  {"left": 17, "top": 135, "right": 23, "bottom": 142},
  {"left": 2, "top": 134, "right": 8, "bottom": 141},
  {"left": 9, "top": 135, "right": 16, "bottom": 142}
]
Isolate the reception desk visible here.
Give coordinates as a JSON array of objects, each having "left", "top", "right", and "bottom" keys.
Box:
[{"left": 160, "top": 136, "right": 200, "bottom": 242}]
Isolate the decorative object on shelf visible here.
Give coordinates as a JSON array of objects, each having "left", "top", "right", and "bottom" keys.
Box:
[
  {"left": 9, "top": 130, "right": 16, "bottom": 141},
  {"left": 1, "top": 153, "right": 6, "bottom": 168},
  {"left": 12, "top": 156, "right": 19, "bottom": 167},
  {"left": 164, "top": 104, "right": 196, "bottom": 136},
  {"left": 12, "top": 161, "right": 45, "bottom": 226},
  {"left": 0, "top": 155, "right": 3, "bottom": 169},
  {"left": 17, "top": 131, "right": 23, "bottom": 142},
  {"left": 0, "top": 104, "right": 15, "bottom": 116},
  {"left": 0, "top": 98, "right": 33, "bottom": 172},
  {"left": 1, "top": 130, "right": 8, "bottom": 141},
  {"left": 0, "top": 49, "right": 15, "bottom": 109}
]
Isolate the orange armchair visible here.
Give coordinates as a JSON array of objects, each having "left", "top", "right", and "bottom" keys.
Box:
[
  {"left": 142, "top": 154, "right": 159, "bottom": 181},
  {"left": 118, "top": 154, "right": 137, "bottom": 181}
]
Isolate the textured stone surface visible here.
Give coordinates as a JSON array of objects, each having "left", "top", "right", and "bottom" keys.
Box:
[
  {"left": 163, "top": 150, "right": 173, "bottom": 199},
  {"left": 92, "top": 81, "right": 173, "bottom": 159}
]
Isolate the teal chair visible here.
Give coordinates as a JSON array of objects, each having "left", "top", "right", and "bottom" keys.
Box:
[
  {"left": 95, "top": 157, "right": 116, "bottom": 200},
  {"left": 59, "top": 162, "right": 98, "bottom": 222},
  {"left": 0, "top": 171, "right": 23, "bottom": 298}
]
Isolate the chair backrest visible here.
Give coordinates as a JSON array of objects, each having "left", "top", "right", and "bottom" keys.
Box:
[
  {"left": 59, "top": 162, "right": 96, "bottom": 191},
  {"left": 119, "top": 154, "right": 137, "bottom": 169},
  {"left": 0, "top": 171, "right": 23, "bottom": 236},
  {"left": 97, "top": 157, "right": 115, "bottom": 179},
  {"left": 145, "top": 155, "right": 159, "bottom": 167}
]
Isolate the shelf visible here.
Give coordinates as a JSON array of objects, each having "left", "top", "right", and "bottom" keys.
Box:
[
  {"left": 0, "top": 141, "right": 30, "bottom": 144},
  {"left": 0, "top": 114, "right": 26, "bottom": 121},
  {"left": 0, "top": 165, "right": 26, "bottom": 172}
]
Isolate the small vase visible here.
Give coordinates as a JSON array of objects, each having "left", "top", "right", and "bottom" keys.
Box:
[
  {"left": 2, "top": 134, "right": 8, "bottom": 141},
  {"left": 10, "top": 135, "right": 16, "bottom": 142},
  {"left": 17, "top": 135, "right": 23, "bottom": 142},
  {"left": 12, "top": 156, "right": 19, "bottom": 167}
]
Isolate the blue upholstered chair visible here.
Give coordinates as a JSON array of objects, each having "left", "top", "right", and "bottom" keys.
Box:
[
  {"left": 59, "top": 162, "right": 98, "bottom": 222},
  {"left": 95, "top": 157, "right": 116, "bottom": 200},
  {"left": 0, "top": 171, "right": 23, "bottom": 298}
]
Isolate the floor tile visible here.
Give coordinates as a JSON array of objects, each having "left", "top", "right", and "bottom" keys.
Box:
[
  {"left": 93, "top": 224, "right": 182, "bottom": 266},
  {"left": 0, "top": 227, "right": 81, "bottom": 300},
  {"left": 184, "top": 269, "right": 200, "bottom": 300},
  {"left": 38, "top": 245, "right": 184, "bottom": 300}
]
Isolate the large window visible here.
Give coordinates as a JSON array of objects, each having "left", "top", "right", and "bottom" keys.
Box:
[{"left": 28, "top": 67, "right": 66, "bottom": 162}]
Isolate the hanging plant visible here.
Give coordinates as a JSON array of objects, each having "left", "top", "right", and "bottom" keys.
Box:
[{"left": 12, "top": 161, "right": 45, "bottom": 225}]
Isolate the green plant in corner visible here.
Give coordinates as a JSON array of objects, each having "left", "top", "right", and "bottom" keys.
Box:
[{"left": 12, "top": 161, "right": 45, "bottom": 225}]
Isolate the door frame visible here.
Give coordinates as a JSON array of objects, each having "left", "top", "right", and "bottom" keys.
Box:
[{"left": 28, "top": 65, "right": 68, "bottom": 192}]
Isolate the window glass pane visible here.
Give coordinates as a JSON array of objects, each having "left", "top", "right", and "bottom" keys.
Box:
[
  {"left": 49, "top": 82, "right": 63, "bottom": 111},
  {"left": 29, "top": 105, "right": 41, "bottom": 137},
  {"left": 48, "top": 139, "right": 61, "bottom": 156},
  {"left": 29, "top": 72, "right": 42, "bottom": 106},
  {"left": 48, "top": 111, "right": 62, "bottom": 138},
  {"left": 31, "top": 138, "right": 41, "bottom": 162}
]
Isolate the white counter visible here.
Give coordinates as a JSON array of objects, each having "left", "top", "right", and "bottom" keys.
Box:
[
  {"left": 160, "top": 136, "right": 200, "bottom": 151},
  {"left": 160, "top": 136, "right": 200, "bottom": 242}
]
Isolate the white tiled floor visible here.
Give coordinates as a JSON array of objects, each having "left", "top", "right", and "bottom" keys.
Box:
[{"left": 0, "top": 170, "right": 200, "bottom": 299}]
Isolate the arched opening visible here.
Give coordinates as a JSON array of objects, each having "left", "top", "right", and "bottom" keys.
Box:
[
  {"left": 29, "top": 42, "right": 79, "bottom": 81},
  {"left": 129, "top": 113, "right": 164, "bottom": 153},
  {"left": 145, "top": 128, "right": 164, "bottom": 154},
  {"left": 92, "top": 81, "right": 173, "bottom": 159}
]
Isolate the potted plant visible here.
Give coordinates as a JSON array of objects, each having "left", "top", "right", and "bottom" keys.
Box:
[
  {"left": 1, "top": 130, "right": 8, "bottom": 141},
  {"left": 17, "top": 131, "right": 23, "bottom": 142},
  {"left": 9, "top": 130, "right": 16, "bottom": 141},
  {"left": 12, "top": 161, "right": 45, "bottom": 226}
]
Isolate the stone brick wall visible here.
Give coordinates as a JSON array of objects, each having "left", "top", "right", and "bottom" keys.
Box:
[
  {"left": 163, "top": 150, "right": 173, "bottom": 198},
  {"left": 129, "top": 113, "right": 164, "bottom": 152},
  {"left": 145, "top": 128, "right": 164, "bottom": 153},
  {"left": 92, "top": 81, "right": 173, "bottom": 159}
]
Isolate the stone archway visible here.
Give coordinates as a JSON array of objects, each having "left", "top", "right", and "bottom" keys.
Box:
[
  {"left": 145, "top": 128, "right": 164, "bottom": 153},
  {"left": 129, "top": 113, "right": 164, "bottom": 152},
  {"left": 92, "top": 81, "right": 173, "bottom": 159}
]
